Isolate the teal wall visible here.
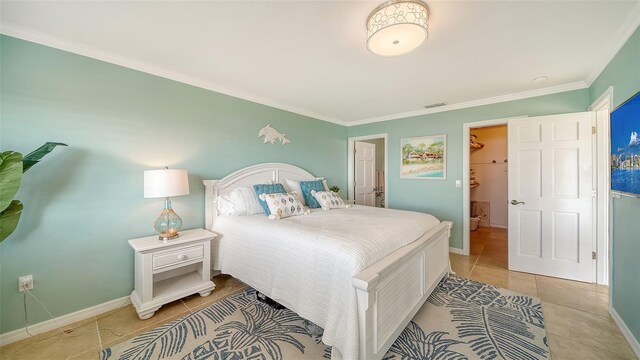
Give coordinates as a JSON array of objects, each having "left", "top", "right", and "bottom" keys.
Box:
[
  {"left": 348, "top": 90, "right": 589, "bottom": 249},
  {"left": 0, "top": 35, "right": 347, "bottom": 333},
  {"left": 590, "top": 26, "right": 640, "bottom": 107},
  {"left": 610, "top": 196, "right": 640, "bottom": 341},
  {"left": 590, "top": 26, "right": 640, "bottom": 343}
]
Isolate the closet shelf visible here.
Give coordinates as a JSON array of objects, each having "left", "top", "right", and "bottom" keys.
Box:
[{"left": 470, "top": 133, "right": 484, "bottom": 152}]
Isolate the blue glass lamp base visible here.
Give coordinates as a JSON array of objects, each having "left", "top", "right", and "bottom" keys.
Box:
[{"left": 154, "top": 198, "right": 183, "bottom": 241}]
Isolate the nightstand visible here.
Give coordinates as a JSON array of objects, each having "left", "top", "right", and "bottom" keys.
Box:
[{"left": 128, "top": 228, "right": 216, "bottom": 319}]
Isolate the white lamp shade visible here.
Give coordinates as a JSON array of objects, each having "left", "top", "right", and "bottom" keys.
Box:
[
  {"left": 144, "top": 169, "right": 190, "bottom": 198},
  {"left": 367, "top": 0, "right": 429, "bottom": 56}
]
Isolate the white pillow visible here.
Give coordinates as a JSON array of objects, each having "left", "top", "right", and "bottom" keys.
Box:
[
  {"left": 216, "top": 193, "right": 235, "bottom": 215},
  {"left": 231, "top": 187, "right": 264, "bottom": 215},
  {"left": 258, "top": 192, "right": 309, "bottom": 219},
  {"left": 285, "top": 178, "right": 329, "bottom": 205},
  {"left": 311, "top": 190, "right": 346, "bottom": 210},
  {"left": 216, "top": 187, "right": 264, "bottom": 215},
  {"left": 285, "top": 179, "right": 305, "bottom": 205}
]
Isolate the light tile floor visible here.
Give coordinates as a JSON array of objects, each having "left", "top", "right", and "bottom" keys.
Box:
[
  {"left": 0, "top": 275, "right": 248, "bottom": 360},
  {"left": 1, "top": 227, "right": 636, "bottom": 359},
  {"left": 451, "top": 227, "right": 636, "bottom": 360}
]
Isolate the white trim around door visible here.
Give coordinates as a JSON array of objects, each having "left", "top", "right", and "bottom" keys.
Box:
[
  {"left": 347, "top": 133, "right": 388, "bottom": 208},
  {"left": 462, "top": 117, "right": 525, "bottom": 256},
  {"left": 589, "top": 86, "right": 613, "bottom": 286}
]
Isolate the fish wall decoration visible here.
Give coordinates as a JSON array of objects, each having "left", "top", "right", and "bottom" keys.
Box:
[{"left": 258, "top": 124, "right": 291, "bottom": 145}]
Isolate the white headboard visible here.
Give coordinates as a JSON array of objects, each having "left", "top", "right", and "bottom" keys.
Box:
[{"left": 203, "top": 163, "right": 317, "bottom": 230}]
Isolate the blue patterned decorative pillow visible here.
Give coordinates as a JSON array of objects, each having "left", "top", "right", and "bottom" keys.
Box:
[
  {"left": 253, "top": 183, "right": 287, "bottom": 215},
  {"left": 299, "top": 180, "right": 326, "bottom": 209}
]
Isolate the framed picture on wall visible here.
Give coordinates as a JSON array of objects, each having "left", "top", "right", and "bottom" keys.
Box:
[
  {"left": 401, "top": 134, "right": 447, "bottom": 180},
  {"left": 610, "top": 90, "right": 640, "bottom": 196}
]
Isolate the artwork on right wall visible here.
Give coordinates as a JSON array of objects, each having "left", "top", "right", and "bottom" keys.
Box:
[{"left": 610, "top": 91, "right": 640, "bottom": 196}]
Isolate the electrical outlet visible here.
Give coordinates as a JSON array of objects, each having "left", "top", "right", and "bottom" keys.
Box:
[{"left": 18, "top": 275, "right": 33, "bottom": 292}]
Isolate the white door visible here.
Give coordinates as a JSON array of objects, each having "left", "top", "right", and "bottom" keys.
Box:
[
  {"left": 355, "top": 141, "right": 376, "bottom": 206},
  {"left": 508, "top": 112, "right": 595, "bottom": 282}
]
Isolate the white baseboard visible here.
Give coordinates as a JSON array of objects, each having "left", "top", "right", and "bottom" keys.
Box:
[
  {"left": 449, "top": 247, "right": 465, "bottom": 255},
  {"left": 610, "top": 306, "right": 640, "bottom": 359},
  {"left": 489, "top": 224, "right": 508, "bottom": 229},
  {"left": 0, "top": 295, "right": 130, "bottom": 347}
]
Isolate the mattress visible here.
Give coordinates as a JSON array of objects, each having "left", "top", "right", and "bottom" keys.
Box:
[{"left": 211, "top": 205, "right": 440, "bottom": 359}]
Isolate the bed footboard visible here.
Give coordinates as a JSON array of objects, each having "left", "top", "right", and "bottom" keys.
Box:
[{"left": 352, "top": 221, "right": 452, "bottom": 360}]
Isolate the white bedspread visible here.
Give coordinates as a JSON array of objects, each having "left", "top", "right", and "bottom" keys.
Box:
[{"left": 212, "top": 205, "right": 440, "bottom": 360}]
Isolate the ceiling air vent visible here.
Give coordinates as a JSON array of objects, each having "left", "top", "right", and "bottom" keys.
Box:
[{"left": 423, "top": 102, "right": 447, "bottom": 109}]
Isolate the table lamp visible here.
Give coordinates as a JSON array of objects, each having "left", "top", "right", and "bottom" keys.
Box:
[{"left": 144, "top": 168, "right": 190, "bottom": 240}]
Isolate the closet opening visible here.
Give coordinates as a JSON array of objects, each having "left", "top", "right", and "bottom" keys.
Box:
[{"left": 468, "top": 124, "right": 508, "bottom": 268}]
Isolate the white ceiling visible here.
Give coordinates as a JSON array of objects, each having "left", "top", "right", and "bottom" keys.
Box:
[{"left": 1, "top": 1, "right": 639, "bottom": 125}]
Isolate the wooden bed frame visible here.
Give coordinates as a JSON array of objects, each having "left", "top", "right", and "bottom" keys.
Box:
[{"left": 203, "top": 163, "right": 452, "bottom": 360}]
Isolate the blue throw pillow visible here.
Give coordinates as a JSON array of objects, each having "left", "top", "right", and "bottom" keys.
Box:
[
  {"left": 253, "top": 183, "right": 287, "bottom": 215},
  {"left": 299, "top": 180, "right": 326, "bottom": 209}
]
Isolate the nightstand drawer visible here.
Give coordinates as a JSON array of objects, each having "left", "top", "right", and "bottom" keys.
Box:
[{"left": 152, "top": 245, "right": 204, "bottom": 270}]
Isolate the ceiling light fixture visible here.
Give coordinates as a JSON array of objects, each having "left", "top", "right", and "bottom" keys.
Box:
[{"left": 367, "top": 0, "right": 430, "bottom": 56}]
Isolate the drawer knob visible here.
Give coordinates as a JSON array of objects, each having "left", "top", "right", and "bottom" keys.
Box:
[{"left": 177, "top": 254, "right": 187, "bottom": 261}]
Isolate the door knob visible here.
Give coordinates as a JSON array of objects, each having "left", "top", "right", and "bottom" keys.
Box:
[{"left": 510, "top": 200, "right": 525, "bottom": 205}]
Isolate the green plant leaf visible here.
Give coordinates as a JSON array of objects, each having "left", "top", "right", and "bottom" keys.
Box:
[
  {"left": 0, "top": 151, "right": 23, "bottom": 212},
  {"left": 22, "top": 142, "right": 68, "bottom": 172},
  {"left": 0, "top": 200, "right": 23, "bottom": 242}
]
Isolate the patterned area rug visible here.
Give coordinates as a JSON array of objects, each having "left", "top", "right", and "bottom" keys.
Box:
[{"left": 101, "top": 275, "right": 549, "bottom": 359}]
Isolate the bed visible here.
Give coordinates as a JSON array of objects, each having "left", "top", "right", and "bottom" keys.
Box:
[{"left": 203, "top": 163, "right": 452, "bottom": 360}]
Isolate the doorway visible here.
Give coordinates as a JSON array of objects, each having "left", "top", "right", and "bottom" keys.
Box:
[
  {"left": 462, "top": 118, "right": 511, "bottom": 256},
  {"left": 463, "top": 112, "right": 603, "bottom": 284},
  {"left": 469, "top": 125, "right": 509, "bottom": 268},
  {"left": 347, "top": 134, "right": 388, "bottom": 208}
]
